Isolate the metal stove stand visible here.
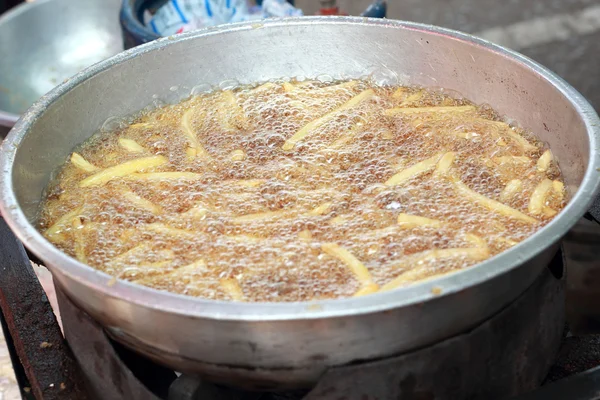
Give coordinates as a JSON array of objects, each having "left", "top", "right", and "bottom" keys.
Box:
[{"left": 2, "top": 215, "right": 600, "bottom": 400}]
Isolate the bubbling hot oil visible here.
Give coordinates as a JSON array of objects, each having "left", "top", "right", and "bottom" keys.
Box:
[{"left": 38, "top": 80, "right": 567, "bottom": 302}]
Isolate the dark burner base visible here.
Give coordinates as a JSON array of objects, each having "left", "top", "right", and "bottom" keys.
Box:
[{"left": 54, "top": 252, "right": 565, "bottom": 400}]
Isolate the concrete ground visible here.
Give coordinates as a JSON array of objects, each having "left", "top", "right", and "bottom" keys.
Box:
[{"left": 296, "top": 0, "right": 600, "bottom": 111}]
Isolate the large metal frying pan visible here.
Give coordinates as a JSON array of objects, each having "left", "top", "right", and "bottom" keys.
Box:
[{"left": 0, "top": 17, "right": 599, "bottom": 390}]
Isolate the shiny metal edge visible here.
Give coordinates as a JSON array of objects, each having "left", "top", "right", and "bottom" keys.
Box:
[
  {"left": 1, "top": 17, "right": 599, "bottom": 321},
  {"left": 0, "top": 0, "right": 54, "bottom": 128}
]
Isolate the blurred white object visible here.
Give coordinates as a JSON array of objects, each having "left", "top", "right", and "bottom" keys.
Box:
[
  {"left": 262, "top": 0, "right": 303, "bottom": 17},
  {"left": 148, "top": 0, "right": 302, "bottom": 36}
]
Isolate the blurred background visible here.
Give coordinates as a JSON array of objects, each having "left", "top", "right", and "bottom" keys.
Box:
[{"left": 300, "top": 0, "right": 600, "bottom": 111}]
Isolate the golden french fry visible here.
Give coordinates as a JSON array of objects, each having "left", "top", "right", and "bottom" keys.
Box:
[
  {"left": 321, "top": 243, "right": 374, "bottom": 286},
  {"left": 397, "top": 213, "right": 442, "bottom": 229},
  {"left": 495, "top": 237, "right": 518, "bottom": 247},
  {"left": 493, "top": 156, "right": 531, "bottom": 165},
  {"left": 45, "top": 206, "right": 84, "bottom": 242},
  {"left": 381, "top": 247, "right": 490, "bottom": 291},
  {"left": 71, "top": 153, "right": 99, "bottom": 173},
  {"left": 220, "top": 278, "right": 244, "bottom": 301},
  {"left": 124, "top": 172, "right": 203, "bottom": 181},
  {"left": 71, "top": 216, "right": 87, "bottom": 263},
  {"left": 463, "top": 233, "right": 487, "bottom": 248},
  {"left": 308, "top": 202, "right": 333, "bottom": 216},
  {"left": 528, "top": 178, "right": 553, "bottom": 215},
  {"left": 298, "top": 230, "right": 313, "bottom": 240},
  {"left": 391, "top": 87, "right": 408, "bottom": 100},
  {"left": 118, "top": 138, "right": 145, "bottom": 153},
  {"left": 230, "top": 149, "right": 246, "bottom": 161},
  {"left": 353, "top": 282, "right": 380, "bottom": 297},
  {"left": 552, "top": 180, "right": 565, "bottom": 201},
  {"left": 385, "top": 153, "right": 443, "bottom": 186},
  {"left": 329, "top": 216, "right": 346, "bottom": 225},
  {"left": 145, "top": 223, "right": 196, "bottom": 238},
  {"left": 384, "top": 105, "right": 476, "bottom": 116},
  {"left": 282, "top": 89, "right": 375, "bottom": 151},
  {"left": 109, "top": 243, "right": 152, "bottom": 264},
  {"left": 181, "top": 109, "right": 210, "bottom": 159},
  {"left": 433, "top": 152, "right": 455, "bottom": 177},
  {"left": 80, "top": 156, "right": 168, "bottom": 187},
  {"left": 451, "top": 177, "right": 537, "bottom": 224},
  {"left": 121, "top": 189, "right": 162, "bottom": 214},
  {"left": 499, "top": 179, "right": 523, "bottom": 202},
  {"left": 129, "top": 122, "right": 152, "bottom": 129},
  {"left": 253, "top": 82, "right": 276, "bottom": 92},
  {"left": 134, "top": 259, "right": 207, "bottom": 285},
  {"left": 537, "top": 150, "right": 553, "bottom": 172},
  {"left": 282, "top": 82, "right": 296, "bottom": 92},
  {"left": 232, "top": 210, "right": 288, "bottom": 223},
  {"left": 231, "top": 179, "right": 266, "bottom": 187},
  {"left": 218, "top": 90, "right": 248, "bottom": 131},
  {"left": 182, "top": 205, "right": 209, "bottom": 219},
  {"left": 399, "top": 91, "right": 424, "bottom": 105}
]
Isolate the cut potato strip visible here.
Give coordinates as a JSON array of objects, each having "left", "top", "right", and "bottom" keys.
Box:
[
  {"left": 129, "top": 122, "right": 152, "bottom": 129},
  {"left": 282, "top": 89, "right": 375, "bottom": 150},
  {"left": 473, "top": 119, "right": 537, "bottom": 151},
  {"left": 463, "top": 233, "right": 487, "bottom": 248},
  {"left": 226, "top": 234, "right": 263, "bottom": 243},
  {"left": 537, "top": 150, "right": 553, "bottom": 172},
  {"left": 499, "top": 179, "right": 523, "bottom": 202},
  {"left": 145, "top": 223, "right": 196, "bottom": 238},
  {"left": 118, "top": 138, "right": 145, "bottom": 153},
  {"left": 283, "top": 82, "right": 296, "bottom": 92},
  {"left": 125, "top": 172, "right": 203, "bottom": 181},
  {"left": 230, "top": 149, "right": 246, "bottom": 161},
  {"left": 109, "top": 243, "right": 152, "bottom": 264},
  {"left": 543, "top": 207, "right": 558, "bottom": 217},
  {"left": 308, "top": 202, "right": 333, "bottom": 216},
  {"left": 399, "top": 91, "right": 424, "bottom": 106},
  {"left": 493, "top": 156, "right": 531, "bottom": 165},
  {"left": 182, "top": 205, "right": 209, "bottom": 219},
  {"left": 381, "top": 247, "right": 490, "bottom": 291},
  {"left": 552, "top": 180, "right": 565, "bottom": 201},
  {"left": 134, "top": 259, "right": 207, "bottom": 285},
  {"left": 450, "top": 177, "right": 537, "bottom": 224},
  {"left": 71, "top": 216, "right": 87, "bottom": 263},
  {"left": 528, "top": 178, "right": 554, "bottom": 215},
  {"left": 232, "top": 210, "right": 288, "bottom": 223},
  {"left": 384, "top": 105, "right": 476, "bottom": 116},
  {"left": 321, "top": 243, "right": 374, "bottom": 287},
  {"left": 552, "top": 180, "right": 564, "bottom": 194},
  {"left": 353, "top": 282, "right": 380, "bottom": 297},
  {"left": 45, "top": 206, "right": 84, "bottom": 242},
  {"left": 392, "top": 87, "right": 407, "bottom": 99},
  {"left": 298, "top": 229, "right": 313, "bottom": 240},
  {"left": 385, "top": 153, "right": 443, "bottom": 186},
  {"left": 397, "top": 213, "right": 442, "bottom": 229},
  {"left": 232, "top": 179, "right": 266, "bottom": 187},
  {"left": 181, "top": 109, "right": 210, "bottom": 159},
  {"left": 326, "top": 122, "right": 365, "bottom": 149},
  {"left": 495, "top": 237, "right": 518, "bottom": 247},
  {"left": 80, "top": 156, "right": 168, "bottom": 187},
  {"left": 220, "top": 278, "right": 244, "bottom": 301},
  {"left": 253, "top": 82, "right": 276, "bottom": 92},
  {"left": 433, "top": 152, "right": 455, "bottom": 177},
  {"left": 121, "top": 189, "right": 162, "bottom": 214},
  {"left": 218, "top": 90, "right": 247, "bottom": 130},
  {"left": 329, "top": 216, "right": 346, "bottom": 225},
  {"left": 71, "top": 153, "right": 99, "bottom": 173}
]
